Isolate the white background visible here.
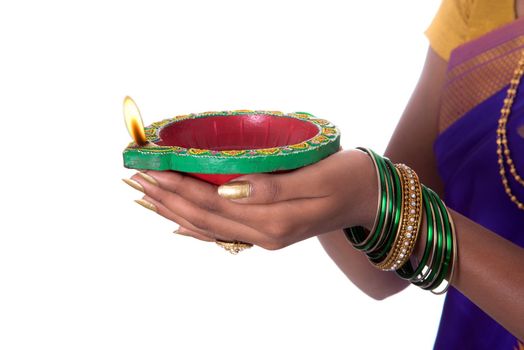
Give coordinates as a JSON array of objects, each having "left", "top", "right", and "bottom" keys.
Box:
[{"left": 0, "top": 0, "right": 444, "bottom": 349}]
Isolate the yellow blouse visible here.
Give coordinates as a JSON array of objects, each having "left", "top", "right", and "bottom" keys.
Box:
[{"left": 425, "top": 0, "right": 516, "bottom": 60}]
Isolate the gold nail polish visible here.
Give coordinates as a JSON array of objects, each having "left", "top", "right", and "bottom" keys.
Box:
[
  {"left": 135, "top": 199, "right": 157, "bottom": 212},
  {"left": 137, "top": 172, "right": 159, "bottom": 186},
  {"left": 217, "top": 181, "right": 251, "bottom": 199},
  {"left": 122, "top": 178, "right": 144, "bottom": 193}
]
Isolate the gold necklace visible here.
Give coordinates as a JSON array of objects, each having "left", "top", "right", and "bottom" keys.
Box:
[{"left": 496, "top": 50, "right": 524, "bottom": 210}]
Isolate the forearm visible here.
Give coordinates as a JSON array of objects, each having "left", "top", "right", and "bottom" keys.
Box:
[
  {"left": 320, "top": 48, "right": 447, "bottom": 300},
  {"left": 448, "top": 210, "right": 524, "bottom": 341},
  {"left": 320, "top": 147, "right": 524, "bottom": 339},
  {"left": 319, "top": 46, "right": 524, "bottom": 337},
  {"left": 355, "top": 153, "right": 524, "bottom": 339},
  {"left": 318, "top": 229, "right": 409, "bottom": 300},
  {"left": 317, "top": 150, "right": 410, "bottom": 300}
]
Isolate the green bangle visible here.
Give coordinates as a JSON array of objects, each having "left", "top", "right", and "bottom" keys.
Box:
[
  {"left": 359, "top": 149, "right": 395, "bottom": 252},
  {"left": 396, "top": 185, "right": 435, "bottom": 280},
  {"left": 347, "top": 148, "right": 389, "bottom": 250},
  {"left": 369, "top": 163, "right": 404, "bottom": 264},
  {"left": 343, "top": 148, "right": 457, "bottom": 293},
  {"left": 367, "top": 158, "right": 402, "bottom": 258},
  {"left": 411, "top": 187, "right": 442, "bottom": 287},
  {"left": 431, "top": 208, "right": 457, "bottom": 295},
  {"left": 344, "top": 148, "right": 389, "bottom": 251},
  {"left": 367, "top": 151, "right": 395, "bottom": 252},
  {"left": 426, "top": 189, "right": 454, "bottom": 293},
  {"left": 416, "top": 188, "right": 445, "bottom": 289}
]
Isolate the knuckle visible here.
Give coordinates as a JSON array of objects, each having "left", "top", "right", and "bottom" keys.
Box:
[
  {"left": 200, "top": 198, "right": 221, "bottom": 213},
  {"left": 265, "top": 222, "right": 283, "bottom": 238},
  {"left": 262, "top": 219, "right": 307, "bottom": 250},
  {"left": 266, "top": 220, "right": 292, "bottom": 239},
  {"left": 155, "top": 191, "right": 174, "bottom": 206},
  {"left": 266, "top": 179, "right": 281, "bottom": 202},
  {"left": 173, "top": 175, "right": 189, "bottom": 193},
  {"left": 260, "top": 237, "right": 287, "bottom": 251},
  {"left": 294, "top": 221, "right": 310, "bottom": 237},
  {"left": 188, "top": 215, "right": 210, "bottom": 232}
]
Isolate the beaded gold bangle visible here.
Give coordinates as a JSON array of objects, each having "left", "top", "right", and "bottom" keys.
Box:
[
  {"left": 396, "top": 164, "right": 423, "bottom": 269},
  {"left": 375, "top": 164, "right": 423, "bottom": 271},
  {"left": 397, "top": 184, "right": 437, "bottom": 282}
]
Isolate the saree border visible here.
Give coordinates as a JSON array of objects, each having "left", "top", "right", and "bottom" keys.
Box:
[{"left": 439, "top": 17, "right": 524, "bottom": 133}]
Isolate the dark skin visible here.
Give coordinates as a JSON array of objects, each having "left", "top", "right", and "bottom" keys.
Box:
[{"left": 125, "top": 2, "right": 524, "bottom": 341}]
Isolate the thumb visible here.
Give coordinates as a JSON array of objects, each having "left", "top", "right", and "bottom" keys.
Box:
[
  {"left": 217, "top": 149, "right": 346, "bottom": 203},
  {"left": 217, "top": 172, "right": 295, "bottom": 204}
]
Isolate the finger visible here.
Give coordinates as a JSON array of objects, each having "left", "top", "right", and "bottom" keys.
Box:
[
  {"left": 136, "top": 192, "right": 278, "bottom": 248},
  {"left": 133, "top": 170, "right": 239, "bottom": 215},
  {"left": 130, "top": 171, "right": 288, "bottom": 230},
  {"left": 129, "top": 171, "right": 345, "bottom": 242},
  {"left": 136, "top": 195, "right": 216, "bottom": 240},
  {"left": 141, "top": 191, "right": 344, "bottom": 249},
  {"left": 138, "top": 151, "right": 346, "bottom": 205},
  {"left": 175, "top": 226, "right": 214, "bottom": 242}
]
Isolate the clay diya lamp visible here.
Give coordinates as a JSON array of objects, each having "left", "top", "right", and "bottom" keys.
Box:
[{"left": 122, "top": 97, "right": 341, "bottom": 185}]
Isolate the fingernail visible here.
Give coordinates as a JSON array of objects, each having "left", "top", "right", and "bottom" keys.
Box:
[
  {"left": 137, "top": 172, "right": 159, "bottom": 186},
  {"left": 217, "top": 181, "right": 251, "bottom": 199},
  {"left": 174, "top": 228, "right": 189, "bottom": 236},
  {"left": 135, "top": 199, "right": 157, "bottom": 213},
  {"left": 122, "top": 178, "right": 144, "bottom": 193},
  {"left": 174, "top": 228, "right": 195, "bottom": 238}
]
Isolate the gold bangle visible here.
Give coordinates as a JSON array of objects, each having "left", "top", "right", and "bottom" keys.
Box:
[
  {"left": 376, "top": 164, "right": 422, "bottom": 271},
  {"left": 372, "top": 165, "right": 406, "bottom": 270}
]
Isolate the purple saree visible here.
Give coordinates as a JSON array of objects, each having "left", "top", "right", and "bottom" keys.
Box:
[{"left": 433, "top": 17, "right": 524, "bottom": 350}]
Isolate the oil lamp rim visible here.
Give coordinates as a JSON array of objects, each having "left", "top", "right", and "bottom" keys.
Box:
[{"left": 123, "top": 110, "right": 340, "bottom": 174}]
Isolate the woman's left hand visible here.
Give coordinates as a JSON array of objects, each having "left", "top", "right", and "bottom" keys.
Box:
[{"left": 126, "top": 149, "right": 377, "bottom": 250}]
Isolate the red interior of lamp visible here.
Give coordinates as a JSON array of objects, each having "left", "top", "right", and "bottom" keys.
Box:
[
  {"left": 157, "top": 114, "right": 318, "bottom": 149},
  {"left": 156, "top": 114, "right": 319, "bottom": 185}
]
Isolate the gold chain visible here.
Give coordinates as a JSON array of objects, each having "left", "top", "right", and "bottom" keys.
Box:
[{"left": 496, "top": 50, "right": 524, "bottom": 210}]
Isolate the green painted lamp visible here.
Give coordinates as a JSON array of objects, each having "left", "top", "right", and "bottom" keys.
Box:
[{"left": 123, "top": 97, "right": 341, "bottom": 185}]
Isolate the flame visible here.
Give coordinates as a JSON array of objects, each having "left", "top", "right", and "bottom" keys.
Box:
[{"left": 123, "top": 96, "right": 148, "bottom": 146}]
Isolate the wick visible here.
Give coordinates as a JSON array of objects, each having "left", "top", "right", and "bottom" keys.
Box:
[{"left": 132, "top": 140, "right": 159, "bottom": 148}]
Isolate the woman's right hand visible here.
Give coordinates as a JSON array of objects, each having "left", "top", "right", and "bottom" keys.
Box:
[{"left": 128, "top": 149, "right": 379, "bottom": 251}]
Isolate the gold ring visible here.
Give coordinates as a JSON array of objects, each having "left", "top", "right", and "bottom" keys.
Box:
[{"left": 215, "top": 240, "right": 253, "bottom": 254}]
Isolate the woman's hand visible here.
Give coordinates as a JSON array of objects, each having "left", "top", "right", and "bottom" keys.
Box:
[{"left": 126, "top": 149, "right": 378, "bottom": 250}]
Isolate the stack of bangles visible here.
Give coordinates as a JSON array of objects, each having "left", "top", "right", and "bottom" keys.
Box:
[{"left": 343, "top": 148, "right": 457, "bottom": 294}]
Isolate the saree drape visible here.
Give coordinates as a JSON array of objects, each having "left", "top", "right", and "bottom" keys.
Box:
[{"left": 433, "top": 16, "right": 524, "bottom": 350}]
